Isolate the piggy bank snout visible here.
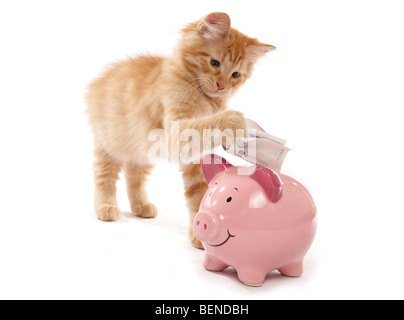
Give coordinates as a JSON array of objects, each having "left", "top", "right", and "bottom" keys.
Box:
[{"left": 193, "top": 211, "right": 220, "bottom": 242}]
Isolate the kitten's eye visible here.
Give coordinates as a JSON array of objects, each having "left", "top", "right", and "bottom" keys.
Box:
[
  {"left": 211, "top": 59, "right": 220, "bottom": 67},
  {"left": 232, "top": 72, "right": 241, "bottom": 78},
  {"left": 226, "top": 197, "right": 232, "bottom": 203}
]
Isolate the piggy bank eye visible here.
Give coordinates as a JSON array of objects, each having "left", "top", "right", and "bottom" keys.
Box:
[{"left": 226, "top": 197, "right": 232, "bottom": 203}]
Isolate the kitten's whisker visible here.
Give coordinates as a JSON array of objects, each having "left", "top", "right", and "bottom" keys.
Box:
[
  {"left": 175, "top": 80, "right": 202, "bottom": 109},
  {"left": 168, "top": 78, "right": 200, "bottom": 107}
]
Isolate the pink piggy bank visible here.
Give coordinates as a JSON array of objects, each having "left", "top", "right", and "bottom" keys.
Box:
[{"left": 193, "top": 154, "right": 317, "bottom": 287}]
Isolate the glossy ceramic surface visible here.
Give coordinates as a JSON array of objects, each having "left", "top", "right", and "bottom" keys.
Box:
[{"left": 193, "top": 154, "right": 317, "bottom": 287}]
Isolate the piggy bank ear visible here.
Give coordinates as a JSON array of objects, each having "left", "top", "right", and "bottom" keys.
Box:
[
  {"left": 201, "top": 154, "right": 232, "bottom": 184},
  {"left": 250, "top": 166, "right": 283, "bottom": 203}
]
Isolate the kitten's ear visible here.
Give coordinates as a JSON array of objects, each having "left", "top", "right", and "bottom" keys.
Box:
[
  {"left": 247, "top": 42, "right": 276, "bottom": 61},
  {"left": 197, "top": 12, "right": 231, "bottom": 40}
]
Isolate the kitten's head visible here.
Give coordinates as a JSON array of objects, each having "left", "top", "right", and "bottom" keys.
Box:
[{"left": 176, "top": 12, "right": 276, "bottom": 99}]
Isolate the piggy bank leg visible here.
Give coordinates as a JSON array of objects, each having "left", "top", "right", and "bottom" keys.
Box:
[
  {"left": 237, "top": 268, "right": 267, "bottom": 287},
  {"left": 203, "top": 254, "right": 229, "bottom": 272},
  {"left": 278, "top": 261, "right": 304, "bottom": 277}
]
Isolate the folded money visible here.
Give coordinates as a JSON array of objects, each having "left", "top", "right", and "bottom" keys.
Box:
[{"left": 225, "top": 118, "right": 290, "bottom": 170}]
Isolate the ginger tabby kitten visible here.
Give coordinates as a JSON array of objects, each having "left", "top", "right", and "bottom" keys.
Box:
[{"left": 86, "top": 12, "right": 275, "bottom": 249}]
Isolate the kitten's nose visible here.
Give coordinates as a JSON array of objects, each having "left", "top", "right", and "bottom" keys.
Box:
[{"left": 216, "top": 82, "right": 226, "bottom": 91}]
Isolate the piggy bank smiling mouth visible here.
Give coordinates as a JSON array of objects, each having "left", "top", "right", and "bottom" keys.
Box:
[{"left": 208, "top": 229, "right": 236, "bottom": 247}]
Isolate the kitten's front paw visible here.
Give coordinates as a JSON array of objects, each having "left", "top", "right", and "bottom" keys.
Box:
[
  {"left": 132, "top": 203, "right": 158, "bottom": 218},
  {"left": 190, "top": 236, "right": 204, "bottom": 250},
  {"left": 96, "top": 205, "right": 122, "bottom": 221},
  {"left": 217, "top": 110, "right": 247, "bottom": 150},
  {"left": 220, "top": 110, "right": 247, "bottom": 135}
]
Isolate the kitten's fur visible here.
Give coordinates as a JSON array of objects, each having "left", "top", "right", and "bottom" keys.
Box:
[{"left": 86, "top": 12, "right": 275, "bottom": 248}]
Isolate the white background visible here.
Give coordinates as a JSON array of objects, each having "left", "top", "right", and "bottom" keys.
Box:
[{"left": 1, "top": 0, "right": 403, "bottom": 300}]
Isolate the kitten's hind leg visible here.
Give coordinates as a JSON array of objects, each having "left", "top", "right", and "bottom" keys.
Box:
[
  {"left": 124, "top": 163, "right": 158, "bottom": 218},
  {"left": 93, "top": 148, "right": 122, "bottom": 221}
]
